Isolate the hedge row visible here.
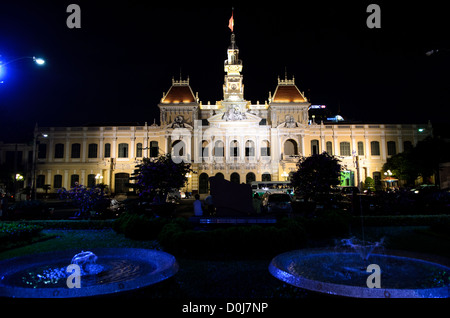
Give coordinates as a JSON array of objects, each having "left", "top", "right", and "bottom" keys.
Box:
[
  {"left": 157, "top": 218, "right": 307, "bottom": 258},
  {"left": 351, "top": 215, "right": 450, "bottom": 227},
  {"left": 7, "top": 220, "right": 115, "bottom": 230},
  {"left": 0, "top": 222, "right": 43, "bottom": 246}
]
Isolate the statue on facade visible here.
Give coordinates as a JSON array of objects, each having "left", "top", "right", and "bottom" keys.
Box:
[
  {"left": 222, "top": 106, "right": 247, "bottom": 121},
  {"left": 284, "top": 115, "right": 298, "bottom": 128}
]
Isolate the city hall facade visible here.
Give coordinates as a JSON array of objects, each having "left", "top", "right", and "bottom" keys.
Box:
[{"left": 1, "top": 34, "right": 431, "bottom": 195}]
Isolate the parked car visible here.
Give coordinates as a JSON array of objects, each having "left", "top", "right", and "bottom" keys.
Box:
[{"left": 262, "top": 193, "right": 293, "bottom": 215}]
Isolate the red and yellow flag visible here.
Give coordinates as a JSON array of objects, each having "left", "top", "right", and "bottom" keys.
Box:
[{"left": 228, "top": 12, "right": 234, "bottom": 32}]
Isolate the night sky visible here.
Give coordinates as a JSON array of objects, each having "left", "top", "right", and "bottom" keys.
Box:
[{"left": 0, "top": 1, "right": 449, "bottom": 142}]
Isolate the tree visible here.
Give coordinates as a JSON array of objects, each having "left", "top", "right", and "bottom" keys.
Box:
[
  {"left": 291, "top": 152, "right": 342, "bottom": 202},
  {"left": 383, "top": 136, "right": 450, "bottom": 186},
  {"left": 382, "top": 152, "right": 417, "bottom": 186},
  {"left": 132, "top": 153, "right": 191, "bottom": 202},
  {"left": 363, "top": 177, "right": 375, "bottom": 191},
  {"left": 58, "top": 183, "right": 108, "bottom": 218}
]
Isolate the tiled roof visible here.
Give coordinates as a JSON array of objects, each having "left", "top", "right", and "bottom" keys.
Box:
[
  {"left": 161, "top": 79, "right": 198, "bottom": 104},
  {"left": 271, "top": 77, "right": 307, "bottom": 103}
]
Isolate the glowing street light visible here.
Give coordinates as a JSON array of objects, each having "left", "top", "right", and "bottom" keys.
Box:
[
  {"left": 33, "top": 56, "right": 45, "bottom": 65},
  {"left": 0, "top": 55, "right": 46, "bottom": 68},
  {"left": 0, "top": 55, "right": 46, "bottom": 80}
]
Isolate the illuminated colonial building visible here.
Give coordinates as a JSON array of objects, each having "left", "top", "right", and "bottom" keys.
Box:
[{"left": 0, "top": 33, "right": 432, "bottom": 195}]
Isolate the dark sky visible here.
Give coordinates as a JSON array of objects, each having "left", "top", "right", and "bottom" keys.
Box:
[{"left": 0, "top": 1, "right": 449, "bottom": 142}]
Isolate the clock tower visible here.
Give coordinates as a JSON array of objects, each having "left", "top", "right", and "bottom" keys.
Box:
[{"left": 223, "top": 33, "right": 244, "bottom": 102}]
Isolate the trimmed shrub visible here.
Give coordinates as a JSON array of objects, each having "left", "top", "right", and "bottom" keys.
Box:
[{"left": 157, "top": 217, "right": 307, "bottom": 259}]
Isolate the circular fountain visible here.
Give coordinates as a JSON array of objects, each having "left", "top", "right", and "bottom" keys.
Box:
[
  {"left": 269, "top": 247, "right": 450, "bottom": 298},
  {"left": 0, "top": 248, "right": 179, "bottom": 298}
]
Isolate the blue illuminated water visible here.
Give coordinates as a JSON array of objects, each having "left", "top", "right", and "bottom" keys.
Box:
[{"left": 269, "top": 249, "right": 450, "bottom": 298}]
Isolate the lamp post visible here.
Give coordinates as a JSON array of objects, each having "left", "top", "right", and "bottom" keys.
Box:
[
  {"left": 281, "top": 171, "right": 289, "bottom": 181},
  {"left": 0, "top": 55, "right": 45, "bottom": 82},
  {"left": 31, "top": 132, "right": 48, "bottom": 200},
  {"left": 185, "top": 172, "right": 192, "bottom": 195},
  {"left": 425, "top": 48, "right": 450, "bottom": 56},
  {"left": 95, "top": 173, "right": 103, "bottom": 185}
]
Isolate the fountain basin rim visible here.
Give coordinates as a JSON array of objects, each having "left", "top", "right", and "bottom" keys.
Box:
[
  {"left": 269, "top": 249, "right": 450, "bottom": 298},
  {"left": 0, "top": 248, "right": 179, "bottom": 298}
]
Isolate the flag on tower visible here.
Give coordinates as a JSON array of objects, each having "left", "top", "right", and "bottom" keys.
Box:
[{"left": 228, "top": 12, "right": 234, "bottom": 32}]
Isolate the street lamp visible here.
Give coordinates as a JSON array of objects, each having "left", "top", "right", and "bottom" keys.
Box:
[
  {"left": 95, "top": 173, "right": 104, "bottom": 184},
  {"left": 31, "top": 132, "right": 48, "bottom": 200},
  {"left": 0, "top": 55, "right": 46, "bottom": 80},
  {"left": 425, "top": 48, "right": 450, "bottom": 56},
  {"left": 281, "top": 171, "right": 289, "bottom": 181}
]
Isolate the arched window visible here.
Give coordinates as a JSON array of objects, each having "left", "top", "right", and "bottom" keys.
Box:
[
  {"left": 213, "top": 140, "right": 224, "bottom": 157},
  {"left": 201, "top": 140, "right": 209, "bottom": 158},
  {"left": 311, "top": 139, "right": 319, "bottom": 155},
  {"left": 340, "top": 142, "right": 351, "bottom": 157},
  {"left": 104, "top": 143, "right": 111, "bottom": 158},
  {"left": 171, "top": 140, "right": 185, "bottom": 156},
  {"left": 284, "top": 139, "right": 298, "bottom": 156},
  {"left": 261, "top": 140, "right": 270, "bottom": 156},
  {"left": 199, "top": 173, "right": 209, "bottom": 194},
  {"left": 371, "top": 141, "right": 380, "bottom": 156},
  {"left": 230, "top": 140, "right": 239, "bottom": 157},
  {"left": 150, "top": 141, "right": 159, "bottom": 157},
  {"left": 136, "top": 143, "right": 143, "bottom": 158},
  {"left": 262, "top": 173, "right": 271, "bottom": 181},
  {"left": 246, "top": 172, "right": 256, "bottom": 184},
  {"left": 326, "top": 141, "right": 333, "bottom": 155},
  {"left": 230, "top": 172, "right": 240, "bottom": 184},
  {"left": 245, "top": 140, "right": 255, "bottom": 157},
  {"left": 387, "top": 141, "right": 396, "bottom": 156},
  {"left": 357, "top": 141, "right": 364, "bottom": 156},
  {"left": 118, "top": 143, "right": 129, "bottom": 158}
]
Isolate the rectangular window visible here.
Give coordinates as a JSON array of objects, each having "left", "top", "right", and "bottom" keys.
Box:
[
  {"left": 88, "top": 144, "right": 98, "bottom": 158},
  {"left": 88, "top": 143, "right": 98, "bottom": 158},
  {"left": 54, "top": 143, "right": 64, "bottom": 159},
  {"left": 71, "top": 143, "right": 81, "bottom": 158},
  {"left": 70, "top": 174, "right": 79, "bottom": 187},
  {"left": 36, "top": 175, "right": 45, "bottom": 188},
  {"left": 53, "top": 175, "right": 63, "bottom": 189},
  {"left": 38, "top": 143, "right": 47, "bottom": 159}
]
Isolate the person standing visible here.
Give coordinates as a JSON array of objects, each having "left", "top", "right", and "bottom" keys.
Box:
[{"left": 193, "top": 194, "right": 203, "bottom": 216}]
